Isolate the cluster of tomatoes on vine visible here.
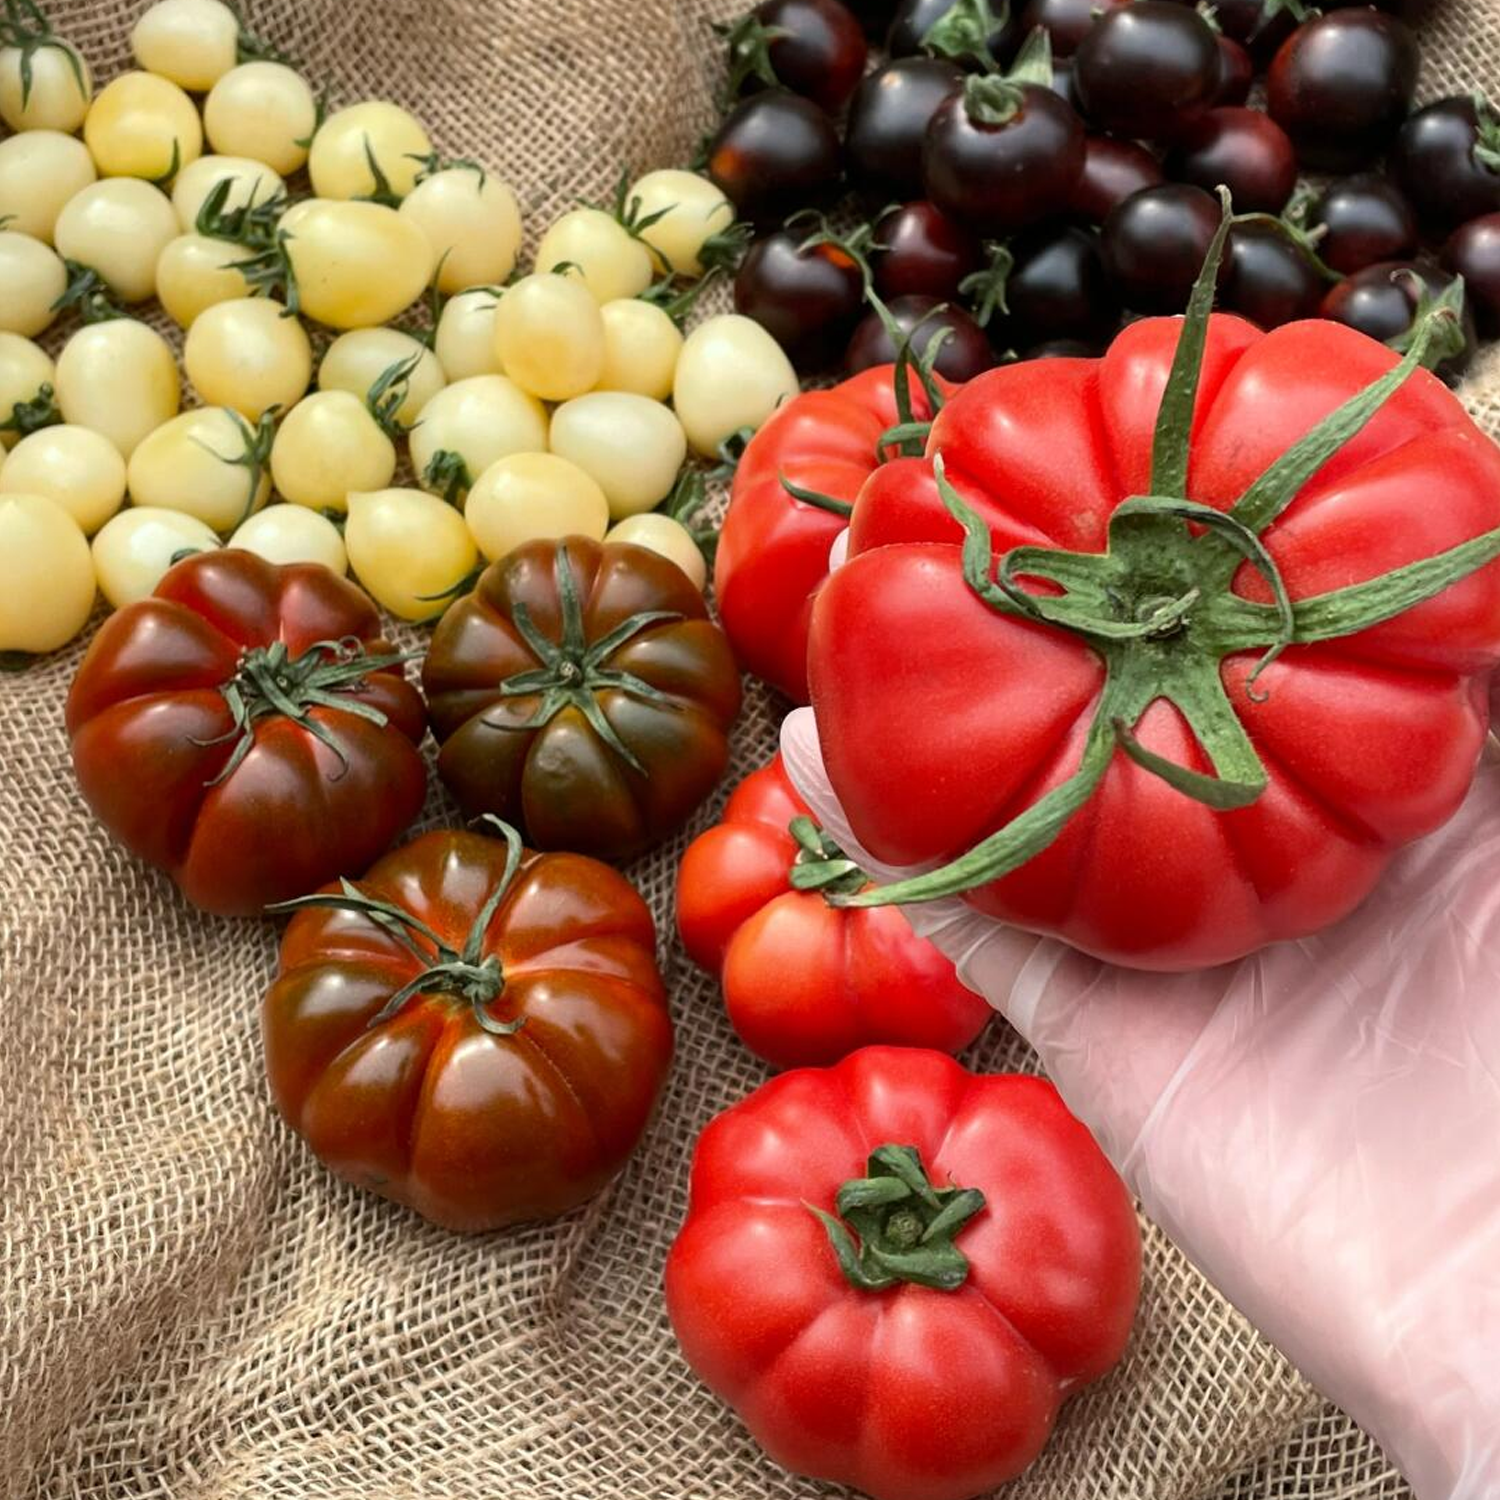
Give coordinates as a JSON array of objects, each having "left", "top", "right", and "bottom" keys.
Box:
[{"left": 699, "top": 0, "right": 1500, "bottom": 385}]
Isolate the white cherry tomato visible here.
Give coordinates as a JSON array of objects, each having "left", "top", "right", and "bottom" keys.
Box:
[
  {"left": 0, "top": 334, "right": 55, "bottom": 452},
  {"left": 278, "top": 198, "right": 434, "bottom": 330},
  {"left": 53, "top": 178, "right": 179, "bottom": 304},
  {"left": 92, "top": 505, "right": 220, "bottom": 607},
  {"left": 171, "top": 153, "right": 285, "bottom": 233},
  {"left": 464, "top": 452, "right": 609, "bottom": 562},
  {"left": 230, "top": 503, "right": 346, "bottom": 573},
  {"left": 407, "top": 374, "right": 548, "bottom": 503},
  {"left": 0, "top": 424, "right": 126, "bottom": 534},
  {"left": 84, "top": 71, "right": 203, "bottom": 181},
  {"left": 533, "top": 208, "right": 654, "bottom": 304},
  {"left": 0, "top": 34, "right": 91, "bottom": 133},
  {"left": 492, "top": 273, "right": 604, "bottom": 402},
  {"left": 130, "top": 0, "right": 240, "bottom": 91},
  {"left": 318, "top": 327, "right": 443, "bottom": 430},
  {"left": 434, "top": 287, "right": 503, "bottom": 381},
  {"left": 155, "top": 233, "right": 251, "bottom": 327},
  {"left": 270, "top": 389, "right": 395, "bottom": 513},
  {"left": 345, "top": 486, "right": 477, "bottom": 621},
  {"left": 0, "top": 231, "right": 65, "bottom": 339},
  {"left": 548, "top": 391, "right": 686, "bottom": 519},
  {"left": 0, "top": 493, "right": 95, "bottom": 652},
  {"left": 625, "top": 169, "right": 735, "bottom": 277},
  {"left": 308, "top": 100, "right": 431, "bottom": 201},
  {"left": 595, "top": 298, "right": 682, "bottom": 400},
  {"left": 0, "top": 130, "right": 97, "bottom": 244},
  {"left": 605, "top": 512, "right": 706, "bottom": 591},
  {"left": 399, "top": 167, "right": 521, "bottom": 294},
  {"left": 56, "top": 320, "right": 180, "bottom": 457},
  {"left": 183, "top": 296, "right": 311, "bottom": 420},
  {"left": 203, "top": 61, "right": 316, "bottom": 175},
  {"left": 674, "top": 314, "right": 798, "bottom": 457},
  {"left": 127, "top": 406, "right": 272, "bottom": 532}
]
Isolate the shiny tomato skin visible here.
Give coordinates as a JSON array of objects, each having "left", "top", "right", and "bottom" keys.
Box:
[
  {"left": 676, "top": 755, "right": 989, "bottom": 1067},
  {"left": 65, "top": 549, "right": 427, "bottom": 916},
  {"left": 809, "top": 314, "right": 1500, "bottom": 969},
  {"left": 264, "top": 828, "right": 672, "bottom": 1230},
  {"left": 665, "top": 1047, "right": 1141, "bottom": 1500}
]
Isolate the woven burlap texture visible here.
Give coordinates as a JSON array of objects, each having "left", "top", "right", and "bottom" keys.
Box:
[{"left": 4, "top": 0, "right": 1499, "bottom": 1495}]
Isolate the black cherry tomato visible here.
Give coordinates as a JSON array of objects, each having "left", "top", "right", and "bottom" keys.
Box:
[
  {"left": 723, "top": 0, "right": 870, "bottom": 114},
  {"left": 999, "top": 224, "right": 1119, "bottom": 348},
  {"left": 706, "top": 88, "right": 843, "bottom": 224},
  {"left": 1443, "top": 214, "right": 1500, "bottom": 336},
  {"left": 845, "top": 294, "right": 994, "bottom": 381},
  {"left": 846, "top": 56, "right": 964, "bottom": 203},
  {"left": 1221, "top": 220, "right": 1327, "bottom": 329},
  {"left": 1019, "top": 0, "right": 1132, "bottom": 57},
  {"left": 1320, "top": 260, "right": 1474, "bottom": 385},
  {"left": 1069, "top": 136, "right": 1163, "bottom": 225},
  {"left": 1306, "top": 174, "right": 1418, "bottom": 276},
  {"left": 1101, "top": 182, "right": 1221, "bottom": 313},
  {"left": 1388, "top": 96, "right": 1500, "bottom": 241},
  {"left": 871, "top": 201, "right": 982, "bottom": 300},
  {"left": 734, "top": 227, "right": 866, "bottom": 372},
  {"left": 1211, "top": 34, "right": 1253, "bottom": 106},
  {"left": 1165, "top": 107, "right": 1297, "bottom": 215}
]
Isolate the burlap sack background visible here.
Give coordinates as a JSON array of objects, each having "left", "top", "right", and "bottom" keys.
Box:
[{"left": 4, "top": 0, "right": 1499, "bottom": 1494}]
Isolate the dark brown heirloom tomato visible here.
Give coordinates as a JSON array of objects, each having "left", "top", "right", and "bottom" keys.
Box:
[
  {"left": 846, "top": 57, "right": 963, "bottom": 203},
  {"left": 1020, "top": 0, "right": 1132, "bottom": 56},
  {"left": 1000, "top": 224, "right": 1118, "bottom": 347},
  {"left": 706, "top": 89, "right": 842, "bottom": 225},
  {"left": 888, "top": 0, "right": 1017, "bottom": 62},
  {"left": 1069, "top": 136, "right": 1163, "bottom": 225},
  {"left": 1221, "top": 219, "right": 1327, "bottom": 329},
  {"left": 1320, "top": 260, "right": 1475, "bottom": 385},
  {"left": 423, "top": 536, "right": 741, "bottom": 861},
  {"left": 1165, "top": 108, "right": 1297, "bottom": 214},
  {"left": 1389, "top": 97, "right": 1500, "bottom": 241},
  {"left": 1102, "top": 182, "right": 1220, "bottom": 313},
  {"left": 734, "top": 228, "right": 865, "bottom": 371},
  {"left": 1073, "top": 2, "right": 1220, "bottom": 143},
  {"left": 1444, "top": 214, "right": 1500, "bottom": 335},
  {"left": 845, "top": 294, "right": 994, "bottom": 380},
  {"left": 1307, "top": 174, "right": 1417, "bottom": 276},
  {"left": 1266, "top": 9, "right": 1417, "bottom": 172},
  {"left": 723, "top": 0, "right": 869, "bottom": 115},
  {"left": 66, "top": 550, "right": 426, "bottom": 916},
  {"left": 263, "top": 824, "right": 673, "bottom": 1232},
  {"left": 871, "top": 200, "right": 981, "bottom": 301},
  {"left": 1211, "top": 33, "right": 1253, "bottom": 106}
]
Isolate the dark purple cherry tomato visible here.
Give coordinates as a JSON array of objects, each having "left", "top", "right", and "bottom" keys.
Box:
[
  {"left": 845, "top": 294, "right": 995, "bottom": 381},
  {"left": 1212, "top": 34, "right": 1253, "bottom": 106},
  {"left": 888, "top": 0, "right": 1017, "bottom": 64},
  {"left": 1165, "top": 107, "right": 1297, "bottom": 214},
  {"left": 1210, "top": 0, "right": 1298, "bottom": 63},
  {"left": 724, "top": 0, "right": 869, "bottom": 115},
  {"left": 999, "top": 224, "right": 1118, "bottom": 347},
  {"left": 1022, "top": 337, "right": 1103, "bottom": 358},
  {"left": 1443, "top": 214, "right": 1500, "bottom": 336},
  {"left": 1306, "top": 174, "right": 1417, "bottom": 276},
  {"left": 1221, "top": 220, "right": 1327, "bottom": 329},
  {"left": 1069, "top": 136, "right": 1163, "bottom": 225},
  {"left": 846, "top": 57, "right": 963, "bottom": 203},
  {"left": 1266, "top": 10, "right": 1417, "bottom": 172},
  {"left": 1388, "top": 97, "right": 1500, "bottom": 241},
  {"left": 1073, "top": 2, "right": 1219, "bottom": 143},
  {"left": 922, "top": 76, "right": 1085, "bottom": 236},
  {"left": 706, "top": 89, "right": 843, "bottom": 225},
  {"left": 1320, "top": 261, "right": 1474, "bottom": 385},
  {"left": 734, "top": 229, "right": 866, "bottom": 372},
  {"left": 871, "top": 201, "right": 982, "bottom": 300},
  {"left": 1102, "top": 182, "right": 1221, "bottom": 313},
  {"left": 1019, "top": 0, "right": 1133, "bottom": 57}
]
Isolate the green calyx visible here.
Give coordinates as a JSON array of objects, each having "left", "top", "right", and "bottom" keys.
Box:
[
  {"left": 194, "top": 175, "right": 289, "bottom": 252},
  {"left": 921, "top": 0, "right": 1010, "bottom": 71},
  {"left": 963, "top": 71, "right": 1025, "bottom": 126},
  {"left": 786, "top": 815, "right": 867, "bottom": 899},
  {"left": 268, "top": 817, "right": 529, "bottom": 1036},
  {"left": 808, "top": 1145, "right": 986, "bottom": 1292},
  {"left": 227, "top": 0, "right": 296, "bottom": 66},
  {"left": 192, "top": 407, "right": 277, "bottom": 530},
  {"left": 1387, "top": 269, "right": 1470, "bottom": 372},
  {"left": 1473, "top": 92, "right": 1500, "bottom": 175},
  {"left": 51, "top": 260, "right": 129, "bottom": 324},
  {"left": 366, "top": 351, "right": 425, "bottom": 439},
  {"left": 1, "top": 381, "right": 60, "bottom": 440},
  {"left": 959, "top": 240, "right": 1015, "bottom": 328},
  {"left": 828, "top": 188, "right": 1500, "bottom": 912},
  {"left": 866, "top": 285, "right": 953, "bottom": 458},
  {"left": 0, "top": 0, "right": 86, "bottom": 110},
  {"left": 422, "top": 449, "right": 471, "bottom": 507},
  {"left": 714, "top": 11, "right": 792, "bottom": 108}
]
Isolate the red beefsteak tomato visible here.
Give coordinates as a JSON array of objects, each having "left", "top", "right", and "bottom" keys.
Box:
[
  {"left": 677, "top": 753, "right": 990, "bottom": 1066},
  {"left": 666, "top": 1046, "right": 1140, "bottom": 1500},
  {"left": 264, "top": 823, "right": 673, "bottom": 1231},
  {"left": 66, "top": 550, "right": 427, "bottom": 916}
]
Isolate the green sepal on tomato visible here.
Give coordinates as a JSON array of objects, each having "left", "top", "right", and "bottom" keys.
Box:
[
  {"left": 665, "top": 1046, "right": 1141, "bottom": 1500},
  {"left": 677, "top": 752, "right": 990, "bottom": 1067}
]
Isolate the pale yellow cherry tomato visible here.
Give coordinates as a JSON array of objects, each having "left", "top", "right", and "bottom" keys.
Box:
[
  {"left": 277, "top": 199, "right": 434, "bottom": 331},
  {"left": 53, "top": 178, "right": 179, "bottom": 304},
  {"left": 345, "top": 486, "right": 477, "bottom": 621},
  {"left": 83, "top": 71, "right": 203, "bottom": 182},
  {"left": 0, "top": 131, "right": 97, "bottom": 244},
  {"left": 308, "top": 100, "right": 431, "bottom": 202},
  {"left": 399, "top": 168, "right": 521, "bottom": 294},
  {"left": 130, "top": 0, "right": 240, "bottom": 91},
  {"left": 127, "top": 406, "right": 272, "bottom": 532},
  {"left": 155, "top": 233, "right": 251, "bottom": 327},
  {"left": 0, "top": 424, "right": 126, "bottom": 534},
  {"left": 492, "top": 274, "right": 604, "bottom": 402},
  {"left": 56, "top": 321, "right": 180, "bottom": 457},
  {"left": 549, "top": 392, "right": 686, "bottom": 519},
  {"left": 606, "top": 512, "right": 706, "bottom": 592},
  {"left": 0, "top": 493, "right": 95, "bottom": 652},
  {"left": 203, "top": 61, "right": 316, "bottom": 175},
  {"left": 0, "top": 335, "right": 55, "bottom": 452},
  {"left": 270, "top": 389, "right": 395, "bottom": 513},
  {"left": 625, "top": 169, "right": 735, "bottom": 278},
  {"left": 674, "top": 313, "right": 798, "bottom": 457},
  {"left": 230, "top": 503, "right": 347, "bottom": 573},
  {"left": 171, "top": 153, "right": 285, "bottom": 233},
  {"left": 434, "top": 287, "right": 503, "bottom": 381},
  {"left": 407, "top": 374, "right": 548, "bottom": 503},
  {"left": 0, "top": 231, "right": 65, "bottom": 339},
  {"left": 533, "top": 208, "right": 654, "bottom": 305},
  {"left": 318, "top": 327, "right": 443, "bottom": 430},
  {"left": 595, "top": 298, "right": 683, "bottom": 401},
  {"left": 184, "top": 296, "right": 311, "bottom": 420},
  {"left": 464, "top": 452, "right": 609, "bottom": 562},
  {"left": 0, "top": 36, "right": 91, "bottom": 133},
  {"left": 92, "top": 505, "right": 220, "bottom": 607}
]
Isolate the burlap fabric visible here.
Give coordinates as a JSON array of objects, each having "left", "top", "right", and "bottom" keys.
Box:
[{"left": 4, "top": 1, "right": 1499, "bottom": 1494}]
